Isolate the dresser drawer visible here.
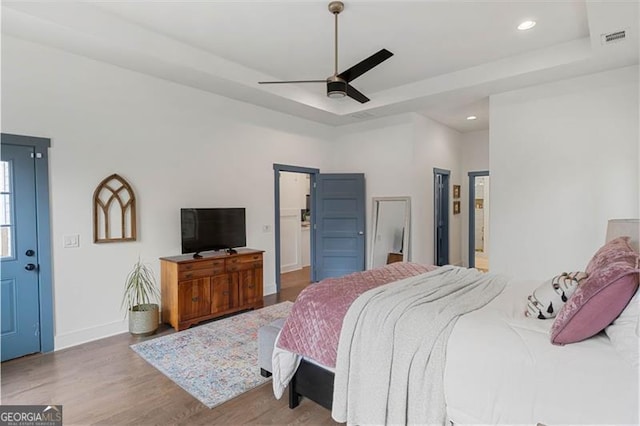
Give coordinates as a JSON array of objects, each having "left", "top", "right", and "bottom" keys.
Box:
[
  {"left": 242, "top": 253, "right": 262, "bottom": 263},
  {"left": 178, "top": 267, "right": 224, "bottom": 281},
  {"left": 226, "top": 253, "right": 262, "bottom": 265},
  {"left": 178, "top": 259, "right": 224, "bottom": 272},
  {"left": 226, "top": 260, "right": 262, "bottom": 272}
]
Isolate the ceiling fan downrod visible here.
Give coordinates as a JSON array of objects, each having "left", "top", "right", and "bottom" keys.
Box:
[
  {"left": 329, "top": 1, "right": 344, "bottom": 76},
  {"left": 327, "top": 1, "right": 347, "bottom": 98}
]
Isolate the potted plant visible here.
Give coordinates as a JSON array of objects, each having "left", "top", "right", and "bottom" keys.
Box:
[{"left": 122, "top": 258, "right": 160, "bottom": 336}]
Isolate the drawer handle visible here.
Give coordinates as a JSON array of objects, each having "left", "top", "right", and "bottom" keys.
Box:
[
  {"left": 185, "top": 273, "right": 193, "bottom": 279},
  {"left": 191, "top": 296, "right": 199, "bottom": 302},
  {"left": 252, "top": 255, "right": 259, "bottom": 260},
  {"left": 185, "top": 265, "right": 193, "bottom": 270},
  {"left": 248, "top": 285, "right": 254, "bottom": 289}
]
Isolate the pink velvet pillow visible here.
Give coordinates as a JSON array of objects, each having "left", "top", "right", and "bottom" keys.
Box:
[
  {"left": 551, "top": 260, "right": 639, "bottom": 345},
  {"left": 585, "top": 236, "right": 637, "bottom": 275}
]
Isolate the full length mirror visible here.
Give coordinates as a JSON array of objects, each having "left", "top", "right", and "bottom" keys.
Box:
[{"left": 369, "top": 197, "right": 411, "bottom": 269}]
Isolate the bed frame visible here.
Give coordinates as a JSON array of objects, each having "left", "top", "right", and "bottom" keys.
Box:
[{"left": 288, "top": 359, "right": 335, "bottom": 410}]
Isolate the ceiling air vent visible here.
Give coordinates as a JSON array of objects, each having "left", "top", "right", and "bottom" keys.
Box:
[{"left": 601, "top": 29, "right": 627, "bottom": 45}]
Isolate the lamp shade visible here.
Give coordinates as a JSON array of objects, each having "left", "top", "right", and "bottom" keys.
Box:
[{"left": 606, "top": 219, "right": 639, "bottom": 253}]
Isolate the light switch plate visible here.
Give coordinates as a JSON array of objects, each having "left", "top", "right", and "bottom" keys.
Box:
[{"left": 63, "top": 234, "right": 80, "bottom": 248}]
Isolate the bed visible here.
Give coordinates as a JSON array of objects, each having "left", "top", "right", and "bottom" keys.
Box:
[{"left": 271, "top": 236, "right": 640, "bottom": 425}]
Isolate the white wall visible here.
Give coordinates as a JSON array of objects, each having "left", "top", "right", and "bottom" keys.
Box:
[
  {"left": 330, "top": 115, "right": 415, "bottom": 262},
  {"left": 490, "top": 66, "right": 639, "bottom": 280},
  {"left": 411, "top": 114, "right": 463, "bottom": 266},
  {"left": 2, "top": 36, "right": 334, "bottom": 349},
  {"left": 279, "top": 171, "right": 309, "bottom": 210},
  {"left": 330, "top": 113, "right": 463, "bottom": 266},
  {"left": 460, "top": 130, "right": 490, "bottom": 266}
]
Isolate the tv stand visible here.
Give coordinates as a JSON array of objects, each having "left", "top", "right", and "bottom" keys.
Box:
[
  {"left": 226, "top": 248, "right": 238, "bottom": 255},
  {"left": 193, "top": 252, "right": 203, "bottom": 259}
]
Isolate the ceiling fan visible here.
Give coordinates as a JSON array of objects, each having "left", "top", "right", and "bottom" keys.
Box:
[{"left": 258, "top": 1, "right": 393, "bottom": 104}]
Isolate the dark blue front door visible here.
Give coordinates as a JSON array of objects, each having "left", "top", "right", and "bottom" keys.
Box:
[
  {"left": 314, "top": 174, "right": 366, "bottom": 280},
  {"left": 1, "top": 144, "right": 41, "bottom": 361}
]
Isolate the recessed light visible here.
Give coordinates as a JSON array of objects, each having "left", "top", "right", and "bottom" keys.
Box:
[
  {"left": 518, "top": 20, "right": 536, "bottom": 31},
  {"left": 466, "top": 115, "right": 477, "bottom": 121}
]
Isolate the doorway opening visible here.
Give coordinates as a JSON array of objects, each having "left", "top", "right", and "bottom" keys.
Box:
[
  {"left": 468, "top": 171, "right": 490, "bottom": 271},
  {"left": 273, "top": 164, "right": 318, "bottom": 294},
  {"left": 279, "top": 171, "right": 313, "bottom": 293},
  {"left": 433, "top": 168, "right": 450, "bottom": 266}
]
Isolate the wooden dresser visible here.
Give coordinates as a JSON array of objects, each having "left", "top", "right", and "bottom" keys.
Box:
[{"left": 160, "top": 248, "right": 264, "bottom": 331}]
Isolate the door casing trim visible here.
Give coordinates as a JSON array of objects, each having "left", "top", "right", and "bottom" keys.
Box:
[
  {"left": 433, "top": 168, "right": 450, "bottom": 266},
  {"left": 273, "top": 164, "right": 319, "bottom": 291}
]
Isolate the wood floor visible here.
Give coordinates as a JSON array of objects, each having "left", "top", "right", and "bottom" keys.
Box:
[
  {"left": 281, "top": 266, "right": 311, "bottom": 289},
  {"left": 0, "top": 277, "right": 336, "bottom": 425}
]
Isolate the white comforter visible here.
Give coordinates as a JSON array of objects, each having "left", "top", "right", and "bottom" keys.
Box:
[
  {"left": 332, "top": 266, "right": 507, "bottom": 425},
  {"left": 445, "top": 279, "right": 639, "bottom": 425}
]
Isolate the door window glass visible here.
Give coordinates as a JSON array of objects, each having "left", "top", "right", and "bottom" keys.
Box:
[{"left": 1, "top": 161, "right": 13, "bottom": 258}]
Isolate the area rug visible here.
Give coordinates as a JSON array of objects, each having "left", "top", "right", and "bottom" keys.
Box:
[{"left": 130, "top": 302, "right": 292, "bottom": 409}]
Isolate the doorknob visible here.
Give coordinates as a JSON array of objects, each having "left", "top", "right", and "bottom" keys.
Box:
[
  {"left": 25, "top": 249, "right": 35, "bottom": 257},
  {"left": 25, "top": 263, "right": 37, "bottom": 271}
]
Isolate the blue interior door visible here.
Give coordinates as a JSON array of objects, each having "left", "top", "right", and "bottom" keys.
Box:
[
  {"left": 1, "top": 144, "right": 41, "bottom": 361},
  {"left": 434, "top": 169, "right": 450, "bottom": 266},
  {"left": 314, "top": 174, "right": 365, "bottom": 281}
]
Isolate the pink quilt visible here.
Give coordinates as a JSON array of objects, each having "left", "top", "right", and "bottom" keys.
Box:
[{"left": 276, "top": 262, "right": 436, "bottom": 368}]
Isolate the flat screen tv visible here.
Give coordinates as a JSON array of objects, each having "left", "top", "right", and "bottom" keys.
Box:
[{"left": 181, "top": 208, "right": 246, "bottom": 257}]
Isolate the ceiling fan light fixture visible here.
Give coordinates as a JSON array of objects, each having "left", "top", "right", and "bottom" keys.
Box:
[{"left": 327, "top": 78, "right": 347, "bottom": 98}]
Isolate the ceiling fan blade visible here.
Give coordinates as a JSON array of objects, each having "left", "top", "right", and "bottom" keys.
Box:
[
  {"left": 258, "top": 80, "right": 326, "bottom": 84},
  {"left": 337, "top": 49, "right": 394, "bottom": 83},
  {"left": 346, "top": 84, "right": 370, "bottom": 104}
]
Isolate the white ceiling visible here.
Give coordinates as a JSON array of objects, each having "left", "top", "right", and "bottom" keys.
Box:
[{"left": 2, "top": 1, "right": 638, "bottom": 131}]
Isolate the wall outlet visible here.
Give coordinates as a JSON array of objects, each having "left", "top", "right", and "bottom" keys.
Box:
[
  {"left": 262, "top": 225, "right": 272, "bottom": 233},
  {"left": 63, "top": 234, "right": 80, "bottom": 248}
]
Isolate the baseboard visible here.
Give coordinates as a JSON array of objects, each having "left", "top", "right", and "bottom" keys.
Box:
[
  {"left": 264, "top": 282, "right": 277, "bottom": 296},
  {"left": 54, "top": 319, "right": 128, "bottom": 351},
  {"left": 281, "top": 264, "right": 302, "bottom": 273}
]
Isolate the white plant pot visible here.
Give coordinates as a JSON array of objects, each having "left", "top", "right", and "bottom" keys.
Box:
[{"left": 128, "top": 303, "right": 159, "bottom": 336}]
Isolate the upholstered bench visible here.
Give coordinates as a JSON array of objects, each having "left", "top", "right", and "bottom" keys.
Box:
[{"left": 258, "top": 317, "right": 286, "bottom": 377}]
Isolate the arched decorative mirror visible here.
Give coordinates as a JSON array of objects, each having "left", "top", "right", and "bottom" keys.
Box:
[{"left": 369, "top": 197, "right": 411, "bottom": 269}]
